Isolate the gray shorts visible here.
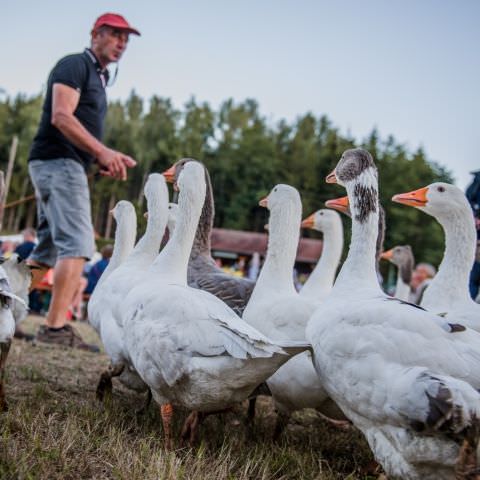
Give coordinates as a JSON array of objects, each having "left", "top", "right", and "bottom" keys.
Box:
[{"left": 28, "top": 158, "right": 95, "bottom": 267}]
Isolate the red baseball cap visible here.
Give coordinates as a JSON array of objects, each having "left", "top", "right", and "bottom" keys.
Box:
[{"left": 92, "top": 13, "right": 141, "bottom": 36}]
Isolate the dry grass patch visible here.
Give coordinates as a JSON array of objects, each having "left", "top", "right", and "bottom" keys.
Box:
[{"left": 0, "top": 316, "right": 375, "bottom": 479}]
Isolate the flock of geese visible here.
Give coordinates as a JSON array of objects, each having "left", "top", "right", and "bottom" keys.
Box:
[{"left": 0, "top": 148, "right": 480, "bottom": 479}]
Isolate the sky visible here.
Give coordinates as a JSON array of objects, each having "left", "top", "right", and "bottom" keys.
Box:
[{"left": 2, "top": 0, "right": 479, "bottom": 189}]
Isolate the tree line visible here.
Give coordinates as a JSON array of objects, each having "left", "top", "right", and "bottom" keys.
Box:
[{"left": 0, "top": 91, "right": 453, "bottom": 267}]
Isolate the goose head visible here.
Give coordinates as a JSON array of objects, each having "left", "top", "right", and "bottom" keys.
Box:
[
  {"left": 111, "top": 200, "right": 136, "bottom": 222},
  {"left": 392, "top": 182, "right": 472, "bottom": 223},
  {"left": 381, "top": 245, "right": 414, "bottom": 270},
  {"left": 260, "top": 184, "right": 301, "bottom": 208},
  {"left": 326, "top": 148, "right": 378, "bottom": 223},
  {"left": 175, "top": 161, "right": 206, "bottom": 208},
  {"left": 163, "top": 158, "right": 201, "bottom": 191},
  {"left": 301, "top": 208, "right": 342, "bottom": 233},
  {"left": 143, "top": 173, "right": 168, "bottom": 203},
  {"left": 259, "top": 184, "right": 302, "bottom": 224}
]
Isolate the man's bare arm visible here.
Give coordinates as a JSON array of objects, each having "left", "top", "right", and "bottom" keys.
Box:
[{"left": 51, "top": 83, "right": 136, "bottom": 180}]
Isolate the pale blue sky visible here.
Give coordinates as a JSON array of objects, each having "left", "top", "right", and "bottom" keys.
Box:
[{"left": 2, "top": 0, "right": 479, "bottom": 189}]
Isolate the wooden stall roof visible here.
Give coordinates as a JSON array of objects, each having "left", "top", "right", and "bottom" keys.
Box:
[{"left": 211, "top": 228, "right": 322, "bottom": 263}]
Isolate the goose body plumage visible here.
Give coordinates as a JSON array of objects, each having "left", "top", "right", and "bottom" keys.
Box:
[
  {"left": 306, "top": 149, "right": 480, "bottom": 480},
  {"left": 122, "top": 162, "right": 310, "bottom": 413}
]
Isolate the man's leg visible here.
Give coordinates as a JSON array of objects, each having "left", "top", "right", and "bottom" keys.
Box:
[{"left": 46, "top": 257, "right": 85, "bottom": 328}]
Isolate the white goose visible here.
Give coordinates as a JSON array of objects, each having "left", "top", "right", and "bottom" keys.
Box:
[
  {"left": 88, "top": 200, "right": 139, "bottom": 395},
  {"left": 0, "top": 262, "right": 27, "bottom": 411},
  {"left": 393, "top": 183, "right": 480, "bottom": 331},
  {"left": 90, "top": 174, "right": 170, "bottom": 398},
  {"left": 121, "top": 162, "right": 310, "bottom": 448},
  {"left": 0, "top": 254, "right": 31, "bottom": 326},
  {"left": 243, "top": 185, "right": 346, "bottom": 435},
  {"left": 380, "top": 245, "right": 415, "bottom": 302},
  {"left": 163, "top": 159, "right": 255, "bottom": 315},
  {"left": 306, "top": 148, "right": 480, "bottom": 480},
  {"left": 300, "top": 209, "right": 343, "bottom": 300}
]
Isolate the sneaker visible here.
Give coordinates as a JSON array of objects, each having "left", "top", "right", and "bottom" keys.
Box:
[{"left": 35, "top": 324, "right": 100, "bottom": 352}]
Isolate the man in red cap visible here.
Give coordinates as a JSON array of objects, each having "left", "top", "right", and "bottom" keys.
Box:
[{"left": 25, "top": 13, "right": 140, "bottom": 351}]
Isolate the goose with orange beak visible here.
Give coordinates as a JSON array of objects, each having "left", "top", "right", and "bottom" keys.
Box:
[
  {"left": 161, "top": 159, "right": 255, "bottom": 316},
  {"left": 393, "top": 182, "right": 480, "bottom": 331},
  {"left": 306, "top": 149, "right": 480, "bottom": 479},
  {"left": 243, "top": 184, "right": 347, "bottom": 437},
  {"left": 299, "top": 208, "right": 343, "bottom": 301},
  {"left": 380, "top": 245, "right": 415, "bottom": 302}
]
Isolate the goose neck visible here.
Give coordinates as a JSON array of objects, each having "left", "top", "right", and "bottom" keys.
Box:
[
  {"left": 301, "top": 220, "right": 343, "bottom": 298},
  {"left": 100, "top": 214, "right": 136, "bottom": 284},
  {"left": 423, "top": 209, "right": 476, "bottom": 305},
  {"left": 191, "top": 172, "right": 214, "bottom": 256},
  {"left": 257, "top": 203, "right": 301, "bottom": 291},
  {"left": 334, "top": 178, "right": 381, "bottom": 293},
  {"left": 153, "top": 187, "right": 204, "bottom": 283}
]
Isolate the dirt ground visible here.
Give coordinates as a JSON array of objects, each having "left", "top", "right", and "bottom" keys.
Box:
[{"left": 0, "top": 315, "right": 376, "bottom": 480}]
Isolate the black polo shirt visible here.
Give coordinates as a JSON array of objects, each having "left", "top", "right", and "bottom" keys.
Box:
[{"left": 29, "top": 49, "right": 108, "bottom": 171}]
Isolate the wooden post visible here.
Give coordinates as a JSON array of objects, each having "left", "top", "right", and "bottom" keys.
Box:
[
  {"left": 104, "top": 193, "right": 116, "bottom": 239},
  {"left": 13, "top": 176, "right": 30, "bottom": 232},
  {"left": 4, "top": 135, "right": 18, "bottom": 204},
  {"left": 0, "top": 171, "right": 5, "bottom": 231}
]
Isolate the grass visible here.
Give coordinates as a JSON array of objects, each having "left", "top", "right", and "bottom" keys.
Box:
[{"left": 0, "top": 316, "right": 376, "bottom": 480}]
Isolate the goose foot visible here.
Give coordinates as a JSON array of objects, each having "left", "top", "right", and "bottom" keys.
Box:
[
  {"left": 455, "top": 423, "right": 480, "bottom": 480},
  {"left": 246, "top": 397, "right": 257, "bottom": 426},
  {"left": 180, "top": 411, "right": 204, "bottom": 447},
  {"left": 136, "top": 389, "right": 152, "bottom": 415},
  {"left": 317, "top": 411, "right": 352, "bottom": 430},
  {"left": 96, "top": 363, "right": 124, "bottom": 401},
  {"left": 273, "top": 411, "right": 290, "bottom": 441},
  {"left": 180, "top": 409, "right": 233, "bottom": 447},
  {"left": 0, "top": 340, "right": 11, "bottom": 412},
  {"left": 160, "top": 403, "right": 174, "bottom": 450}
]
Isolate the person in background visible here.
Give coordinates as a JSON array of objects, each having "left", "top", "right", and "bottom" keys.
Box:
[
  {"left": 84, "top": 244, "right": 113, "bottom": 294},
  {"left": 469, "top": 216, "right": 480, "bottom": 302},
  {"left": 409, "top": 262, "right": 436, "bottom": 305},
  {"left": 466, "top": 171, "right": 480, "bottom": 301},
  {"left": 14, "top": 227, "right": 37, "bottom": 260},
  {"left": 26, "top": 13, "right": 139, "bottom": 351}
]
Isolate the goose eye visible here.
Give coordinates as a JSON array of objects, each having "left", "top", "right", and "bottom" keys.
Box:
[
  {"left": 320, "top": 212, "right": 324, "bottom": 216},
  {"left": 274, "top": 188, "right": 278, "bottom": 192},
  {"left": 437, "top": 186, "right": 445, "bottom": 193}
]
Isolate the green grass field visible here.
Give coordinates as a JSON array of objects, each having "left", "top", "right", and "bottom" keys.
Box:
[{"left": 0, "top": 316, "right": 377, "bottom": 480}]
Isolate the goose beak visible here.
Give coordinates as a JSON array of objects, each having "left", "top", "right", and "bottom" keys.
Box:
[
  {"left": 264, "top": 223, "right": 269, "bottom": 231},
  {"left": 144, "top": 212, "right": 149, "bottom": 219},
  {"left": 380, "top": 248, "right": 393, "bottom": 261},
  {"left": 301, "top": 214, "right": 315, "bottom": 229},
  {"left": 162, "top": 165, "right": 176, "bottom": 184},
  {"left": 108, "top": 209, "right": 115, "bottom": 216},
  {"left": 392, "top": 186, "right": 429, "bottom": 207},
  {"left": 325, "top": 196, "right": 349, "bottom": 213},
  {"left": 259, "top": 197, "right": 268, "bottom": 208},
  {"left": 326, "top": 170, "right": 337, "bottom": 184}
]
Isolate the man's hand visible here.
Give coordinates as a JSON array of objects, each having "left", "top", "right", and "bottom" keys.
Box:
[{"left": 97, "top": 147, "right": 137, "bottom": 181}]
